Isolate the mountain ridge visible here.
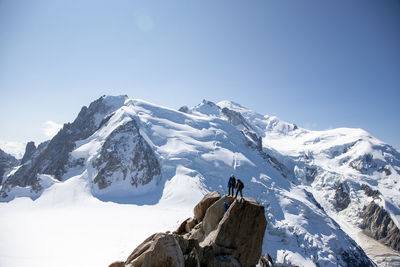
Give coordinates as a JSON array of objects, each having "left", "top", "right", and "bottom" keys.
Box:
[{"left": 1, "top": 95, "right": 399, "bottom": 266}]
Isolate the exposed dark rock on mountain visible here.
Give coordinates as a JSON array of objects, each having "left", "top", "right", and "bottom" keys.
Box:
[
  {"left": 361, "top": 184, "right": 381, "bottom": 199},
  {"left": 178, "top": 106, "right": 189, "bottom": 113},
  {"left": 305, "top": 167, "right": 318, "bottom": 182},
  {"left": 0, "top": 148, "right": 19, "bottom": 184},
  {"left": 93, "top": 119, "right": 161, "bottom": 189},
  {"left": 360, "top": 201, "right": 400, "bottom": 252},
  {"left": 0, "top": 95, "right": 127, "bottom": 197},
  {"left": 258, "top": 253, "right": 274, "bottom": 267},
  {"left": 119, "top": 192, "right": 267, "bottom": 267},
  {"left": 334, "top": 182, "right": 351, "bottom": 211},
  {"left": 21, "top": 141, "right": 36, "bottom": 164},
  {"left": 221, "top": 107, "right": 253, "bottom": 131}
]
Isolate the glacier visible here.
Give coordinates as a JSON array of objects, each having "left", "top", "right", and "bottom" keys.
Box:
[{"left": 1, "top": 95, "right": 399, "bottom": 267}]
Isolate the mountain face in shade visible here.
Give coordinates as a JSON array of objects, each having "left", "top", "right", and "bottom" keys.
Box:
[{"left": 0, "top": 148, "right": 19, "bottom": 184}]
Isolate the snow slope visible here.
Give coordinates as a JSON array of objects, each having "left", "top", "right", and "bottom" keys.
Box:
[{"left": 1, "top": 96, "right": 399, "bottom": 266}]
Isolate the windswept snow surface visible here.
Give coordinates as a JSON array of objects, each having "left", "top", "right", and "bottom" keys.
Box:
[
  {"left": 0, "top": 175, "right": 198, "bottom": 267},
  {"left": 1, "top": 97, "right": 399, "bottom": 266}
]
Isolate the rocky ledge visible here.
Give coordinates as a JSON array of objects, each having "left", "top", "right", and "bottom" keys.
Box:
[{"left": 109, "top": 191, "right": 267, "bottom": 267}]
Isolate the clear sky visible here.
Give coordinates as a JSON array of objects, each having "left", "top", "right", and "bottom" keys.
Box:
[{"left": 1, "top": 0, "right": 399, "bottom": 156}]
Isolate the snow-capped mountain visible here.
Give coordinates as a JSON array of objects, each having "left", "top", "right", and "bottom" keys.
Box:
[
  {"left": 1, "top": 95, "right": 399, "bottom": 266},
  {"left": 0, "top": 148, "right": 19, "bottom": 184}
]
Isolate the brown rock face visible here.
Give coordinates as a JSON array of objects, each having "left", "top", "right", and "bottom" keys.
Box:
[
  {"left": 121, "top": 191, "right": 267, "bottom": 267},
  {"left": 360, "top": 201, "right": 400, "bottom": 252},
  {"left": 193, "top": 191, "right": 221, "bottom": 221},
  {"left": 125, "top": 233, "right": 185, "bottom": 267}
]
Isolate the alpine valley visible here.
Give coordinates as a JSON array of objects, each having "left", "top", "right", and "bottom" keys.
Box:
[{"left": 1, "top": 95, "right": 399, "bottom": 267}]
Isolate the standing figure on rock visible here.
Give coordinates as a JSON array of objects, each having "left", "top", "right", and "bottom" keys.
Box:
[
  {"left": 235, "top": 179, "right": 244, "bottom": 199},
  {"left": 227, "top": 175, "right": 236, "bottom": 196}
]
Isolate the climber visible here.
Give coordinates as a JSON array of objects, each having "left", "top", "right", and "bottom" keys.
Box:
[
  {"left": 227, "top": 175, "right": 236, "bottom": 196},
  {"left": 223, "top": 201, "right": 230, "bottom": 213},
  {"left": 234, "top": 179, "right": 244, "bottom": 199}
]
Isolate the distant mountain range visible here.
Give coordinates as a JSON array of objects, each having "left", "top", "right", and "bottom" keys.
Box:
[{"left": 1, "top": 95, "right": 399, "bottom": 266}]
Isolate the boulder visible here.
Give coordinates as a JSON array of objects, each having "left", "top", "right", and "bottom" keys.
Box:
[
  {"left": 118, "top": 193, "right": 267, "bottom": 267},
  {"left": 202, "top": 198, "right": 267, "bottom": 267},
  {"left": 193, "top": 191, "right": 221, "bottom": 221},
  {"left": 125, "top": 233, "right": 185, "bottom": 267},
  {"left": 201, "top": 195, "right": 234, "bottom": 238},
  {"left": 174, "top": 217, "right": 198, "bottom": 235},
  {"left": 108, "top": 261, "right": 124, "bottom": 267}
]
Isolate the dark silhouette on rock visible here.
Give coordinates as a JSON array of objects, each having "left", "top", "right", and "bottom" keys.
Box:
[{"left": 117, "top": 191, "right": 267, "bottom": 267}]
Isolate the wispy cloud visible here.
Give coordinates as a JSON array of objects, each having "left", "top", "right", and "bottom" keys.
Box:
[
  {"left": 43, "top": 121, "right": 62, "bottom": 138},
  {"left": 0, "top": 139, "right": 26, "bottom": 159}
]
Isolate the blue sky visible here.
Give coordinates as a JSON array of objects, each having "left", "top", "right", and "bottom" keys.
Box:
[{"left": 1, "top": 0, "right": 399, "bottom": 155}]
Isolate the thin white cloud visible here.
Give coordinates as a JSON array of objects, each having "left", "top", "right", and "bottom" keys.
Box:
[
  {"left": 0, "top": 140, "right": 26, "bottom": 159},
  {"left": 43, "top": 121, "right": 62, "bottom": 138}
]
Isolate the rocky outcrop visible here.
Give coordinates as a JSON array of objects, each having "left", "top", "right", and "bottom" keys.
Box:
[
  {"left": 119, "top": 192, "right": 267, "bottom": 267},
  {"left": 125, "top": 233, "right": 185, "bottom": 267},
  {"left": 178, "top": 106, "right": 189, "bottom": 113},
  {"left": 361, "top": 184, "right": 381, "bottom": 199},
  {"left": 349, "top": 154, "right": 386, "bottom": 174},
  {"left": 193, "top": 191, "right": 221, "bottom": 221},
  {"left": 258, "top": 253, "right": 274, "bottom": 267},
  {"left": 221, "top": 107, "right": 253, "bottom": 131},
  {"left": 92, "top": 119, "right": 161, "bottom": 190},
  {"left": 21, "top": 141, "right": 36, "bottom": 165},
  {"left": 333, "top": 182, "right": 351, "bottom": 211},
  {"left": 0, "top": 148, "right": 19, "bottom": 184},
  {"left": 360, "top": 201, "right": 400, "bottom": 251},
  {"left": 0, "top": 95, "right": 127, "bottom": 198}
]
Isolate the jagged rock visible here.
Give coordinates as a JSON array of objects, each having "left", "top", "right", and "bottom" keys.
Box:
[
  {"left": 333, "top": 182, "right": 351, "bottom": 211},
  {"left": 258, "top": 253, "right": 274, "bottom": 267},
  {"left": 1, "top": 96, "right": 127, "bottom": 196},
  {"left": 174, "top": 217, "right": 198, "bottom": 235},
  {"left": 21, "top": 141, "right": 36, "bottom": 164},
  {"left": 0, "top": 148, "right": 19, "bottom": 184},
  {"left": 193, "top": 191, "right": 221, "bottom": 221},
  {"left": 125, "top": 233, "right": 185, "bottom": 267},
  {"left": 361, "top": 184, "right": 380, "bottom": 199},
  {"left": 305, "top": 167, "right": 317, "bottom": 182},
  {"left": 221, "top": 107, "right": 253, "bottom": 130},
  {"left": 242, "top": 128, "right": 262, "bottom": 151},
  {"left": 203, "top": 198, "right": 267, "bottom": 267},
  {"left": 92, "top": 119, "right": 161, "bottom": 191},
  {"left": 378, "top": 165, "right": 391, "bottom": 175},
  {"left": 349, "top": 153, "right": 386, "bottom": 174},
  {"left": 360, "top": 201, "right": 400, "bottom": 251},
  {"left": 201, "top": 195, "right": 235, "bottom": 238},
  {"left": 178, "top": 106, "right": 189, "bottom": 113},
  {"left": 120, "top": 192, "right": 267, "bottom": 267},
  {"left": 260, "top": 152, "right": 290, "bottom": 178}
]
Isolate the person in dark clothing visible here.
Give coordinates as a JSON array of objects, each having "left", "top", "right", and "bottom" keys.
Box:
[
  {"left": 227, "top": 175, "right": 236, "bottom": 196},
  {"left": 223, "top": 201, "right": 230, "bottom": 213},
  {"left": 235, "top": 179, "right": 244, "bottom": 199}
]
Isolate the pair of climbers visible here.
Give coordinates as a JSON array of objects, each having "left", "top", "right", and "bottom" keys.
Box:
[{"left": 227, "top": 174, "right": 244, "bottom": 199}]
